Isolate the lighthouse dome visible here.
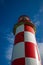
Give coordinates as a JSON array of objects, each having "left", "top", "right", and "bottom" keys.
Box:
[{"left": 18, "top": 15, "right": 30, "bottom": 22}]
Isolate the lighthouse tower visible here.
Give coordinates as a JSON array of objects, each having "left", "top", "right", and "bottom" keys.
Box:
[{"left": 11, "top": 15, "right": 41, "bottom": 65}]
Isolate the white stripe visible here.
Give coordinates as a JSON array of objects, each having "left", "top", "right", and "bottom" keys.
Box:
[
  {"left": 15, "top": 24, "right": 24, "bottom": 35},
  {"left": 24, "top": 31, "right": 37, "bottom": 44},
  {"left": 35, "top": 46, "right": 39, "bottom": 64},
  {"left": 25, "top": 58, "right": 41, "bottom": 65},
  {"left": 12, "top": 42, "right": 25, "bottom": 61}
]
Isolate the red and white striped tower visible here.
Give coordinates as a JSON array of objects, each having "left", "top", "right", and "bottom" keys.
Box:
[{"left": 11, "top": 15, "right": 41, "bottom": 65}]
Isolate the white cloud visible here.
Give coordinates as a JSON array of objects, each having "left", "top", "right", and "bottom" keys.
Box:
[
  {"left": 6, "top": 44, "right": 13, "bottom": 61},
  {"left": 38, "top": 43, "right": 43, "bottom": 57},
  {"left": 33, "top": 5, "right": 43, "bottom": 28},
  {"left": 34, "top": 21, "right": 40, "bottom": 27},
  {"left": 39, "top": 8, "right": 43, "bottom": 13},
  {"left": 6, "top": 32, "right": 14, "bottom": 44},
  {"left": 5, "top": 32, "right": 14, "bottom": 64},
  {"left": 38, "top": 43, "right": 43, "bottom": 65},
  {"left": 5, "top": 33, "right": 14, "bottom": 58},
  {"left": 39, "top": 5, "right": 43, "bottom": 13},
  {"left": 33, "top": 12, "right": 40, "bottom": 28},
  {"left": 5, "top": 44, "right": 13, "bottom": 65}
]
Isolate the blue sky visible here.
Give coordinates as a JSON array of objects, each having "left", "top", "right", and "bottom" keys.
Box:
[{"left": 0, "top": 0, "right": 43, "bottom": 65}]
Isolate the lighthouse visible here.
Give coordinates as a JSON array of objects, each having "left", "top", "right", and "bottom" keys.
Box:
[{"left": 11, "top": 15, "right": 41, "bottom": 65}]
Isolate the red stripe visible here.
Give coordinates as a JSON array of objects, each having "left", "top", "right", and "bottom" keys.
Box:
[
  {"left": 12, "top": 58, "right": 25, "bottom": 65},
  {"left": 24, "top": 24, "right": 35, "bottom": 34},
  {"left": 25, "top": 42, "right": 36, "bottom": 58},
  {"left": 15, "top": 32, "right": 24, "bottom": 44}
]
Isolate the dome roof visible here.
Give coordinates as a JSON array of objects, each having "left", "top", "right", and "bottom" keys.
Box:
[{"left": 18, "top": 15, "right": 30, "bottom": 22}]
